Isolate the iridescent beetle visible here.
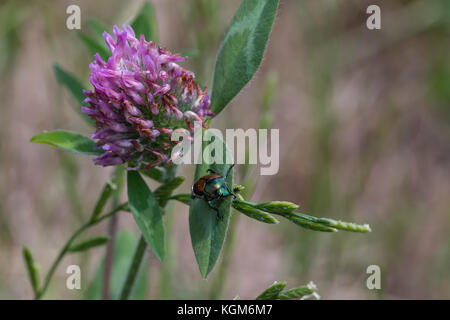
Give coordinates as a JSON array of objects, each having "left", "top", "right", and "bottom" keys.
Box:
[{"left": 191, "top": 164, "right": 236, "bottom": 220}]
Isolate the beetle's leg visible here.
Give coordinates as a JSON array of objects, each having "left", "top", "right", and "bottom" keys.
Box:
[
  {"left": 203, "top": 190, "right": 214, "bottom": 201},
  {"left": 225, "top": 187, "right": 235, "bottom": 199},
  {"left": 207, "top": 200, "right": 223, "bottom": 220},
  {"left": 225, "top": 185, "right": 237, "bottom": 199},
  {"left": 225, "top": 164, "right": 235, "bottom": 179},
  {"left": 204, "top": 190, "right": 223, "bottom": 220}
]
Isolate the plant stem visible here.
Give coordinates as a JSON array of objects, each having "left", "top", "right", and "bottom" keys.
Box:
[
  {"left": 119, "top": 236, "right": 147, "bottom": 300},
  {"left": 35, "top": 202, "right": 128, "bottom": 300},
  {"left": 102, "top": 168, "right": 124, "bottom": 299},
  {"left": 102, "top": 211, "right": 118, "bottom": 299}
]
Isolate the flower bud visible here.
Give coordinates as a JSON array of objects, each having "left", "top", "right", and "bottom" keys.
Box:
[
  {"left": 281, "top": 212, "right": 338, "bottom": 232},
  {"left": 255, "top": 201, "right": 299, "bottom": 214},
  {"left": 278, "top": 281, "right": 319, "bottom": 300},
  {"left": 317, "top": 218, "right": 372, "bottom": 233},
  {"left": 255, "top": 281, "right": 287, "bottom": 300}
]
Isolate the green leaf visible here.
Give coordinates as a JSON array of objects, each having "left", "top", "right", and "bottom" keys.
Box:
[
  {"left": 89, "top": 180, "right": 116, "bottom": 222},
  {"left": 53, "top": 64, "right": 85, "bottom": 104},
  {"left": 84, "top": 231, "right": 149, "bottom": 300},
  {"left": 189, "top": 132, "right": 234, "bottom": 278},
  {"left": 131, "top": 2, "right": 158, "bottom": 42},
  {"left": 86, "top": 20, "right": 111, "bottom": 60},
  {"left": 68, "top": 236, "right": 109, "bottom": 252},
  {"left": 154, "top": 176, "right": 185, "bottom": 207},
  {"left": 30, "top": 130, "right": 102, "bottom": 155},
  {"left": 256, "top": 281, "right": 286, "bottom": 300},
  {"left": 169, "top": 193, "right": 191, "bottom": 206},
  {"left": 52, "top": 64, "right": 93, "bottom": 125},
  {"left": 141, "top": 167, "right": 166, "bottom": 183},
  {"left": 23, "top": 247, "right": 40, "bottom": 296},
  {"left": 211, "top": 0, "right": 279, "bottom": 115},
  {"left": 78, "top": 32, "right": 110, "bottom": 61},
  {"left": 88, "top": 19, "right": 108, "bottom": 39},
  {"left": 127, "top": 171, "right": 165, "bottom": 261}
]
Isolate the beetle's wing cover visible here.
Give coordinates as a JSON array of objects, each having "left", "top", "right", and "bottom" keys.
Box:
[
  {"left": 193, "top": 178, "right": 206, "bottom": 194},
  {"left": 203, "top": 174, "right": 222, "bottom": 185}
]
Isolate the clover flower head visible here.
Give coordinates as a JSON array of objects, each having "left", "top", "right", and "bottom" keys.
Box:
[{"left": 82, "top": 24, "right": 213, "bottom": 169}]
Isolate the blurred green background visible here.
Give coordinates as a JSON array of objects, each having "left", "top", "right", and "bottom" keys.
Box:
[{"left": 0, "top": 0, "right": 450, "bottom": 299}]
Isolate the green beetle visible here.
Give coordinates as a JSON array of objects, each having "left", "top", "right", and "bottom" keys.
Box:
[{"left": 191, "top": 164, "right": 236, "bottom": 220}]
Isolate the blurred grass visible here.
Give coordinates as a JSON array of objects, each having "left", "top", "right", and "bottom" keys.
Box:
[{"left": 84, "top": 231, "right": 149, "bottom": 300}]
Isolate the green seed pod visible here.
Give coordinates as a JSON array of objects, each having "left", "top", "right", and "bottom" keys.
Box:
[
  {"left": 284, "top": 213, "right": 338, "bottom": 232},
  {"left": 255, "top": 201, "right": 299, "bottom": 214},
  {"left": 317, "top": 218, "right": 372, "bottom": 233},
  {"left": 232, "top": 200, "right": 279, "bottom": 224}
]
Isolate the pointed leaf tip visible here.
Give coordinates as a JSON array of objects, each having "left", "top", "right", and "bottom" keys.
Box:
[
  {"left": 189, "top": 133, "right": 233, "bottom": 277},
  {"left": 211, "top": 0, "right": 279, "bottom": 115}
]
